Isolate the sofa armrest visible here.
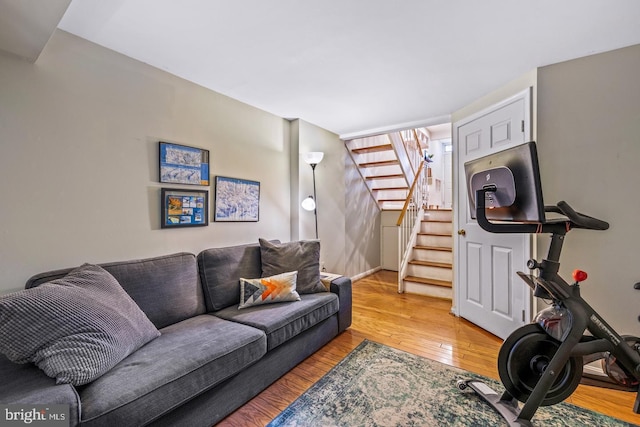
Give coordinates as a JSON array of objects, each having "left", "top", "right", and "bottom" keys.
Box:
[
  {"left": 0, "top": 356, "right": 80, "bottom": 426},
  {"left": 329, "top": 276, "right": 352, "bottom": 332}
]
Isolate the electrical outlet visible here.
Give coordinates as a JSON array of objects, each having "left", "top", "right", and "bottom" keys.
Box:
[{"left": 321, "top": 262, "right": 326, "bottom": 272}]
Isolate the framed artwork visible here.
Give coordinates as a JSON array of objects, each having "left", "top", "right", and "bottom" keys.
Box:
[
  {"left": 159, "top": 142, "right": 210, "bottom": 186},
  {"left": 161, "top": 188, "right": 209, "bottom": 228},
  {"left": 214, "top": 176, "right": 260, "bottom": 222}
]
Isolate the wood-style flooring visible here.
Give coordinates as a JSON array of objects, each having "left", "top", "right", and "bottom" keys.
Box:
[{"left": 217, "top": 270, "right": 640, "bottom": 426}]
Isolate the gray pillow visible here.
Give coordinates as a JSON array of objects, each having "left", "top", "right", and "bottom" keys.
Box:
[
  {"left": 258, "top": 239, "right": 325, "bottom": 294},
  {"left": 0, "top": 264, "right": 160, "bottom": 386}
]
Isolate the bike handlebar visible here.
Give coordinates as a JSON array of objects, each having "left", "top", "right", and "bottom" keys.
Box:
[
  {"left": 548, "top": 202, "right": 609, "bottom": 231},
  {"left": 475, "top": 189, "right": 609, "bottom": 234}
]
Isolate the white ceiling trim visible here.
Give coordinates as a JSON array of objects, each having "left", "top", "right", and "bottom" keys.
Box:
[{"left": 339, "top": 115, "right": 452, "bottom": 141}]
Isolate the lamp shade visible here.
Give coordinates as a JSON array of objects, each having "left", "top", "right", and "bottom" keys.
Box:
[
  {"left": 302, "top": 152, "right": 324, "bottom": 165},
  {"left": 301, "top": 196, "right": 316, "bottom": 211}
]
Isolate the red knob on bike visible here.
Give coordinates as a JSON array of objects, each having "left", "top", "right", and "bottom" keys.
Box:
[{"left": 572, "top": 269, "right": 588, "bottom": 283}]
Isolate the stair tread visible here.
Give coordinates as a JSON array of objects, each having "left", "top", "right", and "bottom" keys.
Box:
[
  {"left": 365, "top": 174, "right": 404, "bottom": 180},
  {"left": 404, "top": 276, "right": 452, "bottom": 288},
  {"left": 378, "top": 198, "right": 407, "bottom": 202},
  {"left": 414, "top": 245, "right": 452, "bottom": 252},
  {"left": 372, "top": 186, "right": 409, "bottom": 191},
  {"left": 418, "top": 232, "right": 452, "bottom": 237},
  {"left": 409, "top": 260, "right": 453, "bottom": 269},
  {"left": 359, "top": 160, "right": 399, "bottom": 167},
  {"left": 351, "top": 144, "right": 393, "bottom": 154},
  {"left": 422, "top": 219, "right": 452, "bottom": 223}
]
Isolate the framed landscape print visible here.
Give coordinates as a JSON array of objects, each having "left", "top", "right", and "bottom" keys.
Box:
[
  {"left": 214, "top": 176, "right": 260, "bottom": 222},
  {"left": 161, "top": 188, "right": 209, "bottom": 228},
  {"left": 159, "top": 142, "right": 210, "bottom": 186}
]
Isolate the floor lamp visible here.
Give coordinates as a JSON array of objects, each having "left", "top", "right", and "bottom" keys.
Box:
[{"left": 301, "top": 152, "right": 324, "bottom": 239}]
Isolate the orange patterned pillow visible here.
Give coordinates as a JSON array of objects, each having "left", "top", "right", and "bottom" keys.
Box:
[{"left": 238, "top": 271, "right": 301, "bottom": 309}]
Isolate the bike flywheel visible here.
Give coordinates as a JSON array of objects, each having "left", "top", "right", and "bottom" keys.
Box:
[{"left": 498, "top": 324, "right": 583, "bottom": 406}]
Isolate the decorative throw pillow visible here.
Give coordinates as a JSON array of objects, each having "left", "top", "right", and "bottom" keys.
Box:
[
  {"left": 258, "top": 238, "right": 325, "bottom": 294},
  {"left": 239, "top": 271, "right": 301, "bottom": 309},
  {"left": 0, "top": 264, "right": 160, "bottom": 386}
]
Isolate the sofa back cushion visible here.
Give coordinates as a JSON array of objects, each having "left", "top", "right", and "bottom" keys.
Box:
[
  {"left": 2, "top": 264, "right": 160, "bottom": 386},
  {"left": 25, "top": 253, "right": 204, "bottom": 329},
  {"left": 198, "top": 242, "right": 279, "bottom": 311},
  {"left": 259, "top": 239, "right": 325, "bottom": 294}
]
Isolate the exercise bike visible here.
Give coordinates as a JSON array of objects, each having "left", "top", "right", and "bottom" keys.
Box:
[{"left": 456, "top": 142, "right": 640, "bottom": 427}]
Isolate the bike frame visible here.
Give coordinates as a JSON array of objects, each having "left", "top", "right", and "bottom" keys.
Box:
[{"left": 475, "top": 188, "right": 640, "bottom": 421}]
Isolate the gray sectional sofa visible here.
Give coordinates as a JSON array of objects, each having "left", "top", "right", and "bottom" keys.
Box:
[{"left": 0, "top": 241, "right": 352, "bottom": 426}]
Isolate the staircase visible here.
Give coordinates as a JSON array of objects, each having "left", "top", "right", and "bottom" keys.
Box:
[
  {"left": 346, "top": 128, "right": 453, "bottom": 300},
  {"left": 346, "top": 136, "right": 408, "bottom": 210},
  {"left": 402, "top": 209, "right": 453, "bottom": 299}
]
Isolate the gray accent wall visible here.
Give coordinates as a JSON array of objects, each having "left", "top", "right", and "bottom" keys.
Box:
[{"left": 537, "top": 44, "right": 640, "bottom": 334}]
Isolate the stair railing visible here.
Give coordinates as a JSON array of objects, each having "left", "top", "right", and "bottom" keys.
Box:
[{"left": 396, "top": 159, "right": 428, "bottom": 293}]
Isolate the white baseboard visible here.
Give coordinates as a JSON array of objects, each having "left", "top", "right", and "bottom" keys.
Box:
[
  {"left": 351, "top": 266, "right": 382, "bottom": 283},
  {"left": 583, "top": 361, "right": 606, "bottom": 378}
]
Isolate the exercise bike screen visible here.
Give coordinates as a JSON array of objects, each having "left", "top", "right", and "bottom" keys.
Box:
[{"left": 464, "top": 141, "right": 545, "bottom": 223}]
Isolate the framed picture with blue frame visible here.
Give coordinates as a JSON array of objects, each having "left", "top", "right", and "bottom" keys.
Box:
[
  {"left": 159, "top": 141, "right": 210, "bottom": 186},
  {"left": 161, "top": 188, "right": 209, "bottom": 228}
]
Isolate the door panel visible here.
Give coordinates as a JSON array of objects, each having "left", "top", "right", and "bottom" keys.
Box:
[
  {"left": 465, "top": 242, "right": 482, "bottom": 303},
  {"left": 455, "top": 89, "right": 531, "bottom": 339},
  {"left": 492, "top": 246, "right": 512, "bottom": 317}
]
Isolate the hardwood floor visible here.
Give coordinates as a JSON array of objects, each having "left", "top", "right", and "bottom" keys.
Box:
[{"left": 217, "top": 270, "right": 640, "bottom": 426}]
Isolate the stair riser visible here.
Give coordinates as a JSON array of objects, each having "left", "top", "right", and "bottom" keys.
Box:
[
  {"left": 413, "top": 249, "right": 453, "bottom": 264},
  {"left": 374, "top": 189, "right": 408, "bottom": 199},
  {"left": 416, "top": 235, "right": 453, "bottom": 248},
  {"left": 369, "top": 180, "right": 407, "bottom": 194},
  {"left": 364, "top": 165, "right": 403, "bottom": 176},
  {"left": 424, "top": 210, "right": 452, "bottom": 222},
  {"left": 379, "top": 202, "right": 405, "bottom": 210},
  {"left": 406, "top": 264, "right": 453, "bottom": 281},
  {"left": 402, "top": 282, "right": 453, "bottom": 300},
  {"left": 420, "top": 222, "right": 452, "bottom": 235}
]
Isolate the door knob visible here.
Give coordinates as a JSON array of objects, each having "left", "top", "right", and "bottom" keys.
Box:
[{"left": 458, "top": 229, "right": 466, "bottom": 236}]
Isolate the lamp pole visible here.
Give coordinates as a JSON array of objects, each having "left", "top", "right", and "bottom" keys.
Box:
[
  {"left": 302, "top": 152, "right": 324, "bottom": 240},
  {"left": 311, "top": 163, "right": 318, "bottom": 239}
]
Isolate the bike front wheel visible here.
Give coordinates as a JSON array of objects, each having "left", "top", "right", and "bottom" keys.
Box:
[{"left": 498, "top": 324, "right": 583, "bottom": 406}]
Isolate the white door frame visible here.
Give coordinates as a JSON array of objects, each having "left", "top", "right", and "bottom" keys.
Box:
[{"left": 451, "top": 88, "right": 533, "bottom": 325}]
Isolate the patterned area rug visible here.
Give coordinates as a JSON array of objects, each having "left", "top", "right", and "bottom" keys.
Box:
[{"left": 268, "top": 340, "right": 637, "bottom": 427}]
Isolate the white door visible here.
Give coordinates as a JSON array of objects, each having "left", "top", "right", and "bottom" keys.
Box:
[{"left": 454, "top": 89, "right": 532, "bottom": 339}]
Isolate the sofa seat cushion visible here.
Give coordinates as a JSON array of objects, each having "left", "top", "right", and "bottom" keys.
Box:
[
  {"left": 214, "top": 292, "right": 339, "bottom": 351},
  {"left": 78, "top": 315, "right": 266, "bottom": 427}
]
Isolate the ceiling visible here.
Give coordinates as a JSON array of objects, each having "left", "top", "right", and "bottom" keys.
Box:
[{"left": 3, "top": 1, "right": 640, "bottom": 138}]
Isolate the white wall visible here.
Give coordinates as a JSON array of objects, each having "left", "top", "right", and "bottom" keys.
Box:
[
  {"left": 0, "top": 29, "right": 379, "bottom": 293},
  {"left": 0, "top": 30, "right": 291, "bottom": 292},
  {"left": 537, "top": 44, "right": 640, "bottom": 334},
  {"left": 427, "top": 139, "right": 445, "bottom": 207}
]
